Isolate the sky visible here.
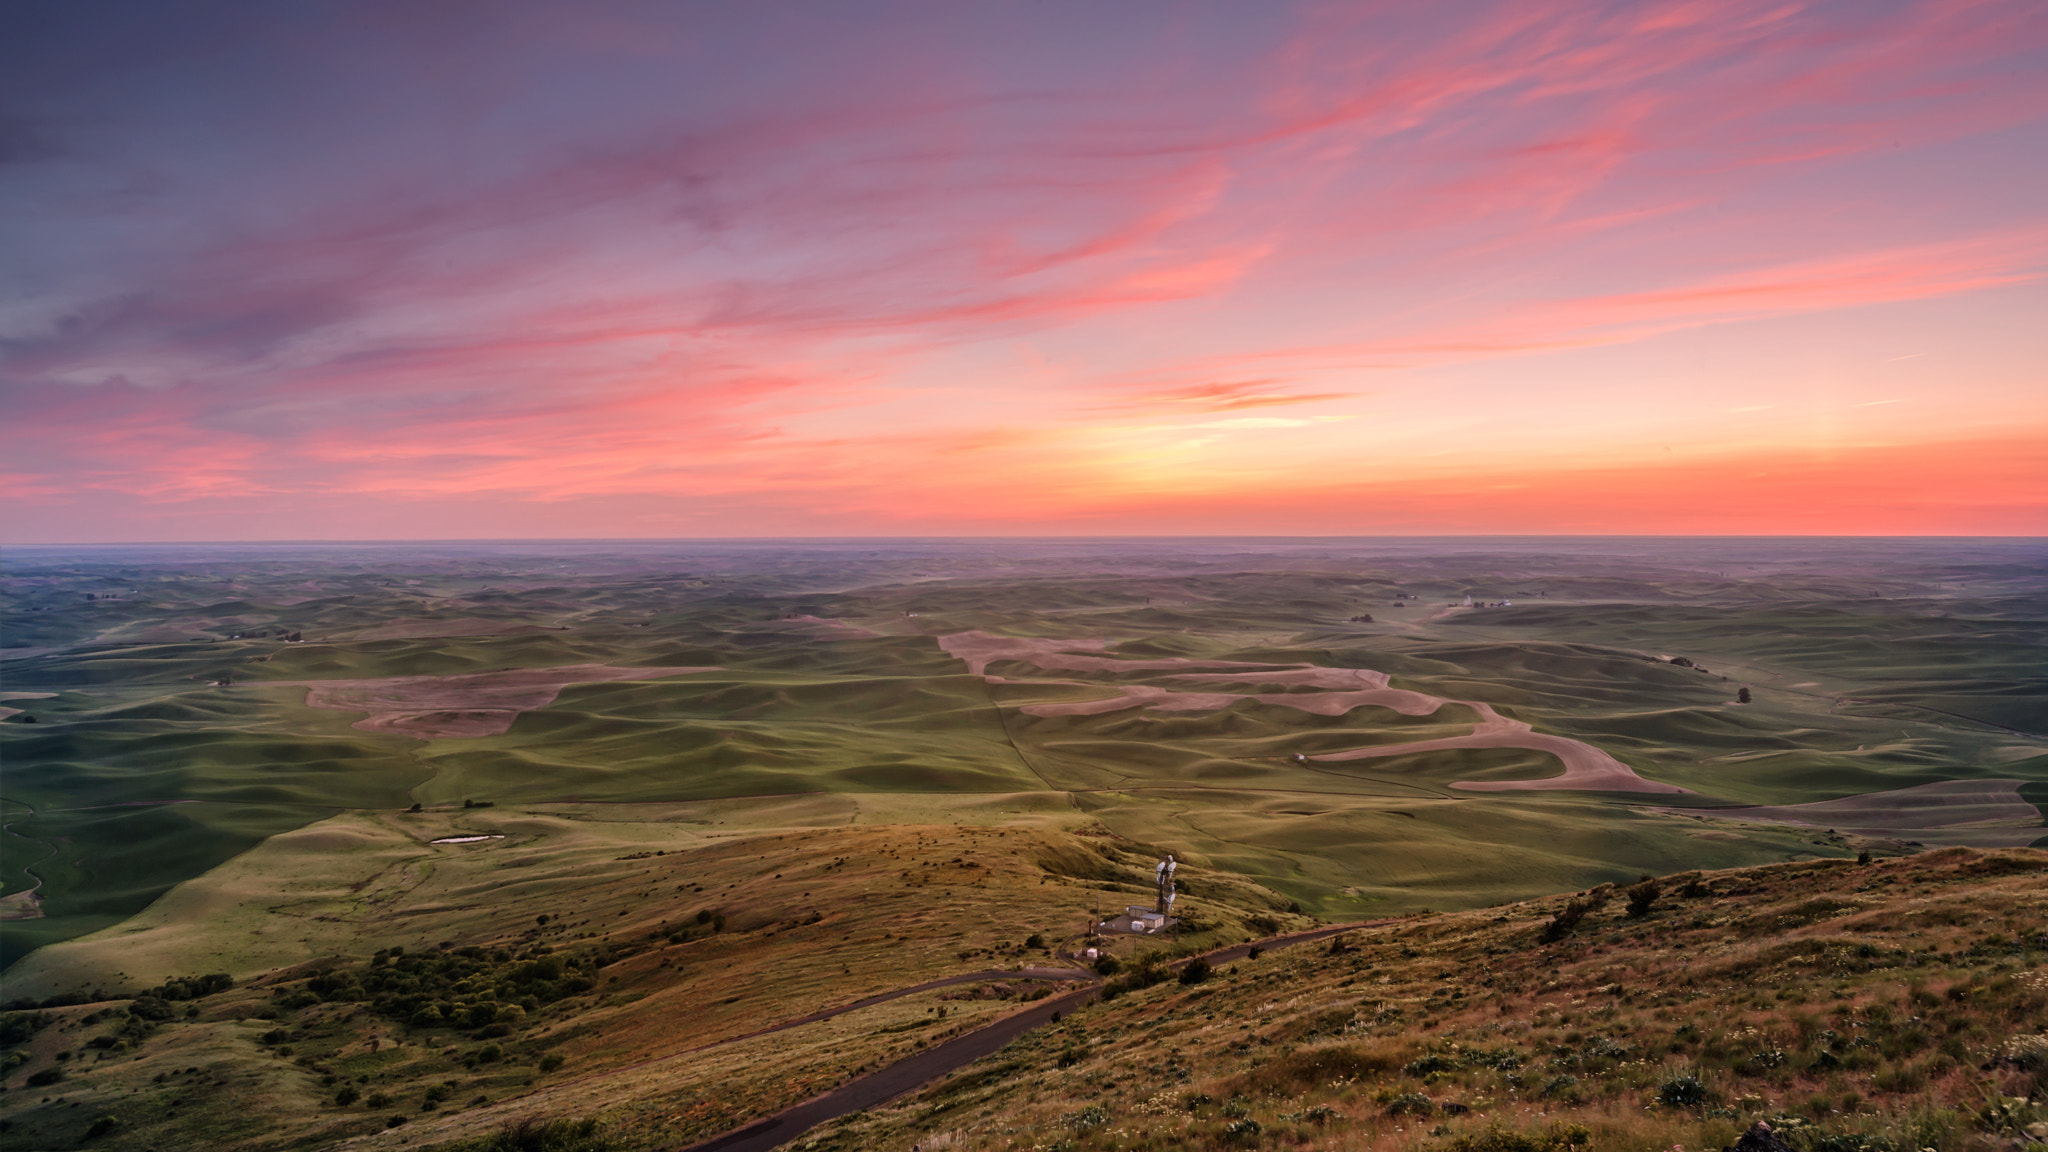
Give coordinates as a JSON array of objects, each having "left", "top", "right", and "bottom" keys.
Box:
[{"left": 2, "top": 0, "right": 2044, "bottom": 541}]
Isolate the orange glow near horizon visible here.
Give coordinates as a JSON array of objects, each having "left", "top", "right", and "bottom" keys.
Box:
[{"left": 2, "top": 1, "right": 2044, "bottom": 540}]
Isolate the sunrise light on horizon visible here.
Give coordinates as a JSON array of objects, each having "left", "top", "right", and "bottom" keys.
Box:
[{"left": 3, "top": 0, "right": 2045, "bottom": 541}]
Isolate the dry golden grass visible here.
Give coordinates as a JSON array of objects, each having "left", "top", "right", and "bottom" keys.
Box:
[
  {"left": 809, "top": 847, "right": 2047, "bottom": 1152},
  {"left": 0, "top": 811, "right": 1308, "bottom": 1151}
]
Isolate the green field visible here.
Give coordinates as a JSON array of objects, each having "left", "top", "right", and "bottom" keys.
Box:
[{"left": 4, "top": 538, "right": 2044, "bottom": 971}]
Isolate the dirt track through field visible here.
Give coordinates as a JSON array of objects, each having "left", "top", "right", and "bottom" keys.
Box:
[
  {"left": 941, "top": 631, "right": 1685, "bottom": 795},
  {"left": 673, "top": 919, "right": 1394, "bottom": 1152},
  {"left": 1312, "top": 700, "right": 1689, "bottom": 794}
]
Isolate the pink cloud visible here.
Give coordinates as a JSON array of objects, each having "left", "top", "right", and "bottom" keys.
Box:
[{"left": 3, "top": 1, "right": 2043, "bottom": 538}]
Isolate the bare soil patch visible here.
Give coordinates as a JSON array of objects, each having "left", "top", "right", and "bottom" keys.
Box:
[
  {"left": 0, "top": 889, "right": 43, "bottom": 921},
  {"left": 275, "top": 664, "right": 721, "bottom": 739},
  {"left": 1314, "top": 701, "right": 1689, "bottom": 794},
  {"left": 947, "top": 630, "right": 1678, "bottom": 792}
]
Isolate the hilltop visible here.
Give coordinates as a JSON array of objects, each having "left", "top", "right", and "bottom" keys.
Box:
[{"left": 1, "top": 838, "right": 2041, "bottom": 1152}]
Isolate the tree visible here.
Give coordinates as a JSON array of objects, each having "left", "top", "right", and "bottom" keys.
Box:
[{"left": 1736, "top": 687, "right": 1752, "bottom": 704}]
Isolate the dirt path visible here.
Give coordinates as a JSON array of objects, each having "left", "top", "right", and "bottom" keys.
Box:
[
  {"left": 673, "top": 919, "right": 1396, "bottom": 1152},
  {"left": 1309, "top": 701, "right": 1688, "bottom": 794},
  {"left": 941, "top": 630, "right": 1681, "bottom": 795},
  {"left": 0, "top": 800, "right": 56, "bottom": 922}
]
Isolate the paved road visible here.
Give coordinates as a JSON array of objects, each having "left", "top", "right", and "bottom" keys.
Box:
[
  {"left": 673, "top": 918, "right": 1399, "bottom": 1152},
  {"left": 695, "top": 966, "right": 1095, "bottom": 1054}
]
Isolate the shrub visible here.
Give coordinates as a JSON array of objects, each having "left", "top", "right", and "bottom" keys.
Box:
[
  {"left": 537, "top": 1054, "right": 566, "bottom": 1073},
  {"left": 1806, "top": 1134, "right": 1899, "bottom": 1152},
  {"left": 1179, "top": 957, "right": 1212, "bottom": 985},
  {"left": 84, "top": 1116, "right": 118, "bottom": 1140},
  {"left": 1224, "top": 1117, "right": 1263, "bottom": 1142},
  {"left": 1405, "top": 1052, "right": 1461, "bottom": 1077},
  {"left": 25, "top": 1067, "right": 63, "bottom": 1087},
  {"left": 1255, "top": 1042, "right": 1410, "bottom": 1091},
  {"left": 1625, "top": 879, "right": 1661, "bottom": 919},
  {"left": 1061, "top": 1105, "right": 1110, "bottom": 1131},
  {"left": 1386, "top": 1092, "right": 1433, "bottom": 1116},
  {"left": 473, "top": 1116, "right": 614, "bottom": 1152},
  {"left": 1093, "top": 955, "right": 1122, "bottom": 977},
  {"left": 335, "top": 1085, "right": 361, "bottom": 1106},
  {"left": 1024, "top": 933, "right": 1045, "bottom": 950},
  {"left": 1450, "top": 1122, "right": 1593, "bottom": 1152},
  {"left": 1658, "top": 1075, "right": 1709, "bottom": 1107},
  {"left": 0, "top": 1012, "right": 49, "bottom": 1045},
  {"left": 1541, "top": 899, "right": 1591, "bottom": 943}
]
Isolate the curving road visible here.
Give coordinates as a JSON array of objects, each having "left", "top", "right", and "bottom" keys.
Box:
[{"left": 673, "top": 919, "right": 1396, "bottom": 1152}]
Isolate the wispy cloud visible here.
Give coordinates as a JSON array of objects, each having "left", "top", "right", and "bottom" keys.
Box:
[{"left": 2, "top": 0, "right": 2043, "bottom": 537}]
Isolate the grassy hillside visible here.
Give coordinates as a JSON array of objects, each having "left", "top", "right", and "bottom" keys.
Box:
[
  {"left": 1, "top": 836, "right": 2039, "bottom": 1152},
  {"left": 822, "top": 847, "right": 2046, "bottom": 1152}
]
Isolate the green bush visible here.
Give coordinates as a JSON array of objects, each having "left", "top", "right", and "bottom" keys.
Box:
[
  {"left": 1061, "top": 1104, "right": 1110, "bottom": 1130},
  {"left": 1541, "top": 900, "right": 1591, "bottom": 943},
  {"left": 0, "top": 1012, "right": 50, "bottom": 1045},
  {"left": 1179, "top": 957, "right": 1213, "bottom": 985},
  {"left": 1449, "top": 1121, "right": 1592, "bottom": 1152},
  {"left": 471, "top": 1117, "right": 613, "bottom": 1152},
  {"left": 1659, "top": 1075, "right": 1709, "bottom": 1107},
  {"left": 1386, "top": 1092, "right": 1433, "bottom": 1116},
  {"left": 1626, "top": 879, "right": 1662, "bottom": 919}
]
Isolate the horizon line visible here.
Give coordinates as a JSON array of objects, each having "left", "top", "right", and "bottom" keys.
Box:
[{"left": 5, "top": 533, "right": 2045, "bottom": 548}]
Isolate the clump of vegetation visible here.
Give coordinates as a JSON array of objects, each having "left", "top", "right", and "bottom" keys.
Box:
[
  {"left": 1178, "top": 956, "right": 1213, "bottom": 985},
  {"left": 467, "top": 1116, "right": 614, "bottom": 1151},
  {"left": 288, "top": 944, "right": 606, "bottom": 1031},
  {"left": 1625, "top": 877, "right": 1662, "bottom": 919},
  {"left": 1449, "top": 1121, "right": 1593, "bottom": 1152},
  {"left": 1385, "top": 1092, "right": 1434, "bottom": 1116},
  {"left": 0, "top": 1011, "right": 50, "bottom": 1046},
  {"left": 1540, "top": 898, "right": 1592, "bottom": 942},
  {"left": 1658, "top": 1074, "right": 1709, "bottom": 1107}
]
